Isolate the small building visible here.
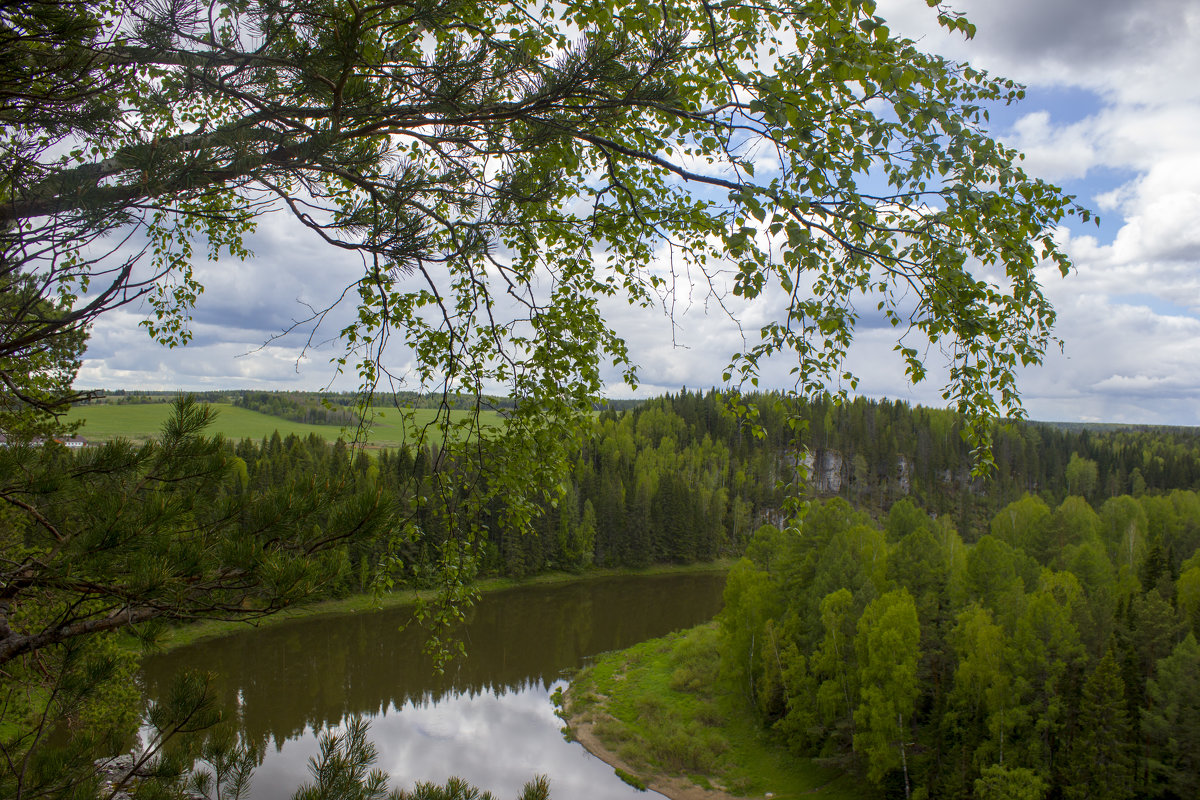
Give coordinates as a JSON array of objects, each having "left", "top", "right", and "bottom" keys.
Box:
[{"left": 0, "top": 434, "right": 90, "bottom": 448}]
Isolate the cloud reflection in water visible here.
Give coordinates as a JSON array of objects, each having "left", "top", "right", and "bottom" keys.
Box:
[{"left": 245, "top": 680, "right": 659, "bottom": 800}]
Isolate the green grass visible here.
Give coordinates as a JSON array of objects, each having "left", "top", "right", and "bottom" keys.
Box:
[
  {"left": 65, "top": 402, "right": 503, "bottom": 448},
  {"left": 566, "top": 623, "right": 874, "bottom": 800},
  {"left": 614, "top": 768, "right": 647, "bottom": 791}
]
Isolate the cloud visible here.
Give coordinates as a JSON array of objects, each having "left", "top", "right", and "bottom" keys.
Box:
[
  {"left": 1005, "top": 111, "right": 1098, "bottom": 182},
  {"left": 78, "top": 210, "right": 396, "bottom": 391},
  {"left": 1014, "top": 294, "right": 1200, "bottom": 423},
  {"left": 1050, "top": 156, "right": 1200, "bottom": 309},
  {"left": 876, "top": 0, "right": 1200, "bottom": 103}
]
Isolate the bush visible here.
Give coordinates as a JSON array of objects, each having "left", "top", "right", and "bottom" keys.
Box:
[{"left": 614, "top": 768, "right": 646, "bottom": 791}]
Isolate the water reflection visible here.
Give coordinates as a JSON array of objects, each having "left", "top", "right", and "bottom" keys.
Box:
[{"left": 140, "top": 573, "right": 726, "bottom": 799}]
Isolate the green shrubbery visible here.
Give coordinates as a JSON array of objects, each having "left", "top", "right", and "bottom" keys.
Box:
[{"left": 566, "top": 625, "right": 861, "bottom": 798}]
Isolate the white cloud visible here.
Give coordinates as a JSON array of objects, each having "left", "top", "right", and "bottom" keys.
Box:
[
  {"left": 876, "top": 0, "right": 1200, "bottom": 103},
  {"left": 1016, "top": 293, "right": 1200, "bottom": 423},
  {"left": 1006, "top": 111, "right": 1097, "bottom": 182},
  {"left": 612, "top": 3, "right": 1200, "bottom": 425},
  {"left": 1049, "top": 155, "right": 1200, "bottom": 311}
]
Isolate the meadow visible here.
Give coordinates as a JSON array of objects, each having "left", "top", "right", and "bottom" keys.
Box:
[{"left": 65, "top": 402, "right": 503, "bottom": 448}]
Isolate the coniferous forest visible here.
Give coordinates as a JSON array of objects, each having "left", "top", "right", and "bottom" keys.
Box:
[
  {"left": 208, "top": 389, "right": 1200, "bottom": 594},
  {"left": 720, "top": 491, "right": 1200, "bottom": 800}
]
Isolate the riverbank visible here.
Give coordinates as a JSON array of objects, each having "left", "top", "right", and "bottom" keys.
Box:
[
  {"left": 560, "top": 623, "right": 872, "bottom": 800},
  {"left": 159, "top": 561, "right": 733, "bottom": 651}
]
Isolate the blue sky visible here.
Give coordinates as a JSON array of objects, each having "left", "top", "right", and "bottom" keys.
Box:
[{"left": 77, "top": 0, "right": 1200, "bottom": 425}]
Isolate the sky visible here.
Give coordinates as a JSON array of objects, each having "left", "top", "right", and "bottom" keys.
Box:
[{"left": 76, "top": 0, "right": 1200, "bottom": 425}]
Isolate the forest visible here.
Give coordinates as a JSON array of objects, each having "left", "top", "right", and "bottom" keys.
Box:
[
  {"left": 719, "top": 496, "right": 1200, "bottom": 799},
  {"left": 207, "top": 389, "right": 1200, "bottom": 593},
  {"left": 0, "top": 0, "right": 1165, "bottom": 796}
]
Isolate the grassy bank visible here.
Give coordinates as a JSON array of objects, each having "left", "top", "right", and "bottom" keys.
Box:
[
  {"left": 160, "top": 561, "right": 732, "bottom": 651},
  {"left": 563, "top": 622, "right": 873, "bottom": 800}
]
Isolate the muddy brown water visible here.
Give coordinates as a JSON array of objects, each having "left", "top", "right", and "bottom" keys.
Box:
[{"left": 139, "top": 572, "right": 727, "bottom": 799}]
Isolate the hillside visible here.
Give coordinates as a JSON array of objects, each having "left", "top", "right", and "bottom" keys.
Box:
[{"left": 64, "top": 402, "right": 502, "bottom": 447}]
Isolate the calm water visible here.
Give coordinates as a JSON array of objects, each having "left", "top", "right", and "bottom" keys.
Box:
[{"left": 139, "top": 572, "right": 727, "bottom": 799}]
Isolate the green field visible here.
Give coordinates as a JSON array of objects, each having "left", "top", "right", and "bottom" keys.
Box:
[{"left": 65, "top": 402, "right": 503, "bottom": 447}]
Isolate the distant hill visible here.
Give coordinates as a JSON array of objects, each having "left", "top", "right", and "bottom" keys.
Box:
[{"left": 1038, "top": 419, "right": 1200, "bottom": 435}]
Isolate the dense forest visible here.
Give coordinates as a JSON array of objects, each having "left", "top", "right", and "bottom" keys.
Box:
[
  {"left": 205, "top": 389, "right": 1200, "bottom": 594},
  {"left": 719, "top": 492, "right": 1200, "bottom": 799}
]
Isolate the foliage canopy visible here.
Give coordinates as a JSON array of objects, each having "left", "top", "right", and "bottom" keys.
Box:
[{"left": 2, "top": 0, "right": 1081, "bottom": 465}]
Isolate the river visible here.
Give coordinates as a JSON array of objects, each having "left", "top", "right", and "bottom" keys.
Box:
[{"left": 139, "top": 572, "right": 727, "bottom": 799}]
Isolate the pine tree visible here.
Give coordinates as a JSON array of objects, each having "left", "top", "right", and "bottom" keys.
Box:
[
  {"left": 1061, "top": 649, "right": 1133, "bottom": 800},
  {"left": 1143, "top": 633, "right": 1200, "bottom": 799},
  {"left": 0, "top": 399, "right": 392, "bottom": 798}
]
